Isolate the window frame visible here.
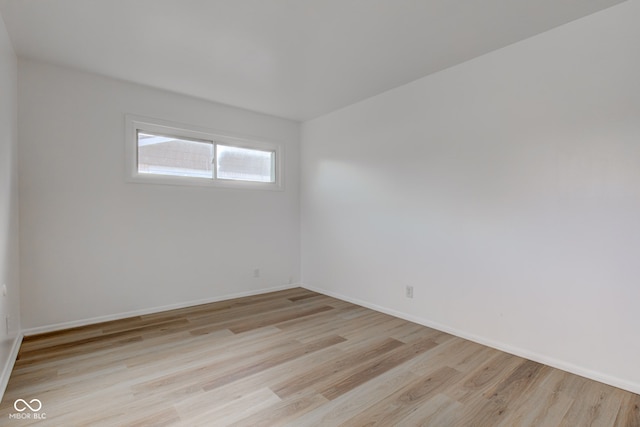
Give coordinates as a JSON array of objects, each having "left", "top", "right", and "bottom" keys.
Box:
[{"left": 125, "top": 115, "right": 283, "bottom": 190}]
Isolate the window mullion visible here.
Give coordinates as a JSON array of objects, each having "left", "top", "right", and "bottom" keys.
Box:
[{"left": 213, "top": 143, "right": 218, "bottom": 180}]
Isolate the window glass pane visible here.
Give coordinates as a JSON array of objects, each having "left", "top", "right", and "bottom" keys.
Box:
[
  {"left": 137, "top": 132, "right": 213, "bottom": 178},
  {"left": 216, "top": 145, "right": 275, "bottom": 183}
]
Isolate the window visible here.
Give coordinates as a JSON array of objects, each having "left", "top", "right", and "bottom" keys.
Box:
[
  {"left": 138, "top": 132, "right": 214, "bottom": 178},
  {"left": 125, "top": 115, "right": 282, "bottom": 189},
  {"left": 216, "top": 144, "right": 275, "bottom": 183}
]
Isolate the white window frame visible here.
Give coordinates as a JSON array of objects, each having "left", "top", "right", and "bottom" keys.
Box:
[{"left": 125, "top": 115, "right": 283, "bottom": 190}]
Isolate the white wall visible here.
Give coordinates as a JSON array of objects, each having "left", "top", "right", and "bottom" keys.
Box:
[
  {"left": 19, "top": 59, "right": 300, "bottom": 330},
  {"left": 0, "top": 11, "right": 20, "bottom": 394},
  {"left": 302, "top": 1, "right": 640, "bottom": 393}
]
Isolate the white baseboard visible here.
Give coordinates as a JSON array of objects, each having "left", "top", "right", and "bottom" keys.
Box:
[
  {"left": 302, "top": 284, "right": 640, "bottom": 396},
  {"left": 0, "top": 333, "right": 23, "bottom": 402},
  {"left": 22, "top": 284, "right": 300, "bottom": 336}
]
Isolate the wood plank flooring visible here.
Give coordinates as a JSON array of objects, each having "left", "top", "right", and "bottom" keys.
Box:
[{"left": 1, "top": 288, "right": 638, "bottom": 426}]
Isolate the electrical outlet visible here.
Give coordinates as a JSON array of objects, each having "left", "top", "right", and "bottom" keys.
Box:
[
  {"left": 253, "top": 268, "right": 260, "bottom": 278},
  {"left": 406, "top": 285, "right": 414, "bottom": 298}
]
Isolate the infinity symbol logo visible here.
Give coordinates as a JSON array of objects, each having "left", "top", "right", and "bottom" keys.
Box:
[{"left": 13, "top": 399, "right": 42, "bottom": 412}]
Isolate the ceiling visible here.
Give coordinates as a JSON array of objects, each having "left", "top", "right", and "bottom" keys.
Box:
[{"left": 0, "top": 0, "right": 626, "bottom": 121}]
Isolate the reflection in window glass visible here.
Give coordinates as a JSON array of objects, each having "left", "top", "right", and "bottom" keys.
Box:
[
  {"left": 137, "top": 132, "right": 213, "bottom": 178},
  {"left": 216, "top": 145, "right": 275, "bottom": 183}
]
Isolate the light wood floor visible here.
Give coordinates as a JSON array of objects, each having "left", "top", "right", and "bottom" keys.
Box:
[{"left": 1, "top": 288, "right": 638, "bottom": 426}]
